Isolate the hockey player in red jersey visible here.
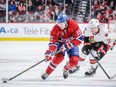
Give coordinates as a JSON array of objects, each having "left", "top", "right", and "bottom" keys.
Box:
[
  {"left": 41, "top": 13, "right": 83, "bottom": 80},
  {"left": 69, "top": 19, "right": 112, "bottom": 76}
]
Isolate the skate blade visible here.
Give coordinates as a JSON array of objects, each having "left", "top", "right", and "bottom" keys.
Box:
[{"left": 84, "top": 74, "right": 95, "bottom": 77}]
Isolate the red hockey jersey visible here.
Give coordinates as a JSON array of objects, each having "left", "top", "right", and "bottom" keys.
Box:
[{"left": 49, "top": 19, "right": 83, "bottom": 51}]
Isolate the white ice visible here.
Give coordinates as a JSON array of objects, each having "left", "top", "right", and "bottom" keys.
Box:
[{"left": 0, "top": 41, "right": 116, "bottom": 87}]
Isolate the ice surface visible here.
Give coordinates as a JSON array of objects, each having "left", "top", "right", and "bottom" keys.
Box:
[{"left": 0, "top": 41, "right": 116, "bottom": 87}]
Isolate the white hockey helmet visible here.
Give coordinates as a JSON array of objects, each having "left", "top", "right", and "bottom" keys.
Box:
[{"left": 88, "top": 19, "right": 100, "bottom": 28}]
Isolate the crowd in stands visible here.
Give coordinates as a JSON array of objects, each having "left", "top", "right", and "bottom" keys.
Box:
[
  {"left": 0, "top": 0, "right": 6, "bottom": 22},
  {"left": 3, "top": 0, "right": 72, "bottom": 22},
  {"left": 0, "top": 0, "right": 115, "bottom": 23},
  {"left": 84, "top": 0, "right": 116, "bottom": 23}
]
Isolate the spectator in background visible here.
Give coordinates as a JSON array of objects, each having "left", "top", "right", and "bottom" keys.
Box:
[
  {"left": 96, "top": 12, "right": 104, "bottom": 23},
  {"left": 112, "top": 6, "right": 116, "bottom": 17},
  {"left": 8, "top": 1, "right": 17, "bottom": 12},
  {"left": 100, "top": 0, "right": 107, "bottom": 8},
  {"left": 85, "top": 0, "right": 115, "bottom": 23},
  {"left": 0, "top": 0, "right": 6, "bottom": 22},
  {"left": 33, "top": 5, "right": 44, "bottom": 22},
  {"left": 53, "top": 6, "right": 61, "bottom": 21},
  {"left": 109, "top": 0, "right": 115, "bottom": 10},
  {"left": 46, "top": 0, "right": 55, "bottom": 6},
  {"left": 92, "top": 0, "right": 100, "bottom": 17},
  {"left": 104, "top": 6, "right": 113, "bottom": 22},
  {"left": 0, "top": 0, "right": 6, "bottom": 10},
  {"left": 41, "top": 6, "right": 53, "bottom": 22},
  {"left": 54, "top": 0, "right": 64, "bottom": 11},
  {"left": 17, "top": 1, "right": 26, "bottom": 13},
  {"left": 91, "top": 10, "right": 96, "bottom": 18},
  {"left": 27, "top": 0, "right": 35, "bottom": 12},
  {"left": 31, "top": 0, "right": 43, "bottom": 7},
  {"left": 65, "top": 0, "right": 72, "bottom": 15},
  {"left": 9, "top": 11, "right": 18, "bottom": 22},
  {"left": 108, "top": 15, "right": 113, "bottom": 20}
]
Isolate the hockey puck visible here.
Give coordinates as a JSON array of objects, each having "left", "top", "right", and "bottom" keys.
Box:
[{"left": 3, "top": 81, "right": 7, "bottom": 83}]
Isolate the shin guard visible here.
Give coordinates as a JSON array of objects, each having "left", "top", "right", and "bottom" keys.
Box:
[
  {"left": 65, "top": 56, "right": 79, "bottom": 71},
  {"left": 46, "top": 53, "right": 64, "bottom": 74}
]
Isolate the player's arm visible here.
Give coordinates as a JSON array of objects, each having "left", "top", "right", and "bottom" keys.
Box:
[
  {"left": 84, "top": 36, "right": 90, "bottom": 45},
  {"left": 48, "top": 25, "right": 60, "bottom": 52},
  {"left": 71, "top": 29, "right": 83, "bottom": 46},
  {"left": 95, "top": 27, "right": 111, "bottom": 58},
  {"left": 63, "top": 24, "right": 83, "bottom": 50},
  {"left": 70, "top": 23, "right": 83, "bottom": 46},
  {"left": 81, "top": 27, "right": 92, "bottom": 55},
  {"left": 45, "top": 27, "right": 59, "bottom": 61},
  {"left": 102, "top": 27, "right": 113, "bottom": 51}
]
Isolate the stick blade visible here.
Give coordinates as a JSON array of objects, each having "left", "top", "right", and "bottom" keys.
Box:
[
  {"left": 110, "top": 73, "right": 116, "bottom": 80},
  {"left": 1, "top": 78, "right": 9, "bottom": 82}
]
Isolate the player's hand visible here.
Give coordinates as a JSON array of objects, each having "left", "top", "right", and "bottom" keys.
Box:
[
  {"left": 82, "top": 45, "right": 92, "bottom": 55},
  {"left": 45, "top": 50, "right": 54, "bottom": 62},
  {"left": 63, "top": 42, "right": 74, "bottom": 50}
]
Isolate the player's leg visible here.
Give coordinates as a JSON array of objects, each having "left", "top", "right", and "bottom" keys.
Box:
[
  {"left": 68, "top": 44, "right": 86, "bottom": 74},
  {"left": 41, "top": 43, "right": 65, "bottom": 80},
  {"left": 63, "top": 46, "right": 80, "bottom": 79},
  {"left": 41, "top": 53, "right": 64, "bottom": 80},
  {"left": 85, "top": 42, "right": 108, "bottom": 77},
  {"left": 69, "top": 57, "right": 85, "bottom": 74},
  {"left": 63, "top": 56, "right": 79, "bottom": 79},
  {"left": 84, "top": 57, "right": 98, "bottom": 77},
  {"left": 69, "top": 44, "right": 92, "bottom": 75}
]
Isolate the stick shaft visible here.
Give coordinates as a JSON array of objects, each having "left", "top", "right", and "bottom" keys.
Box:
[
  {"left": 90, "top": 51, "right": 111, "bottom": 79},
  {"left": 6, "top": 49, "right": 62, "bottom": 81},
  {"left": 9, "top": 59, "right": 46, "bottom": 81}
]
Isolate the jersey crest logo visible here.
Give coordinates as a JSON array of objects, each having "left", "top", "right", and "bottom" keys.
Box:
[{"left": 89, "top": 36, "right": 96, "bottom": 43}]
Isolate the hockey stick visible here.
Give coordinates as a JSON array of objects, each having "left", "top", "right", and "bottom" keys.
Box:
[
  {"left": 1, "top": 50, "right": 62, "bottom": 83},
  {"left": 90, "top": 51, "right": 116, "bottom": 80},
  {"left": 1, "top": 58, "right": 46, "bottom": 83}
]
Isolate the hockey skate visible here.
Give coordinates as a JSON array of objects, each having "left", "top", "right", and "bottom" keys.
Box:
[
  {"left": 63, "top": 69, "right": 68, "bottom": 79},
  {"left": 41, "top": 73, "right": 49, "bottom": 80},
  {"left": 85, "top": 65, "right": 98, "bottom": 77},
  {"left": 69, "top": 66, "right": 80, "bottom": 74}
]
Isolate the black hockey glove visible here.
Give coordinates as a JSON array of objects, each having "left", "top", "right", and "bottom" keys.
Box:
[{"left": 82, "top": 45, "right": 92, "bottom": 55}]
